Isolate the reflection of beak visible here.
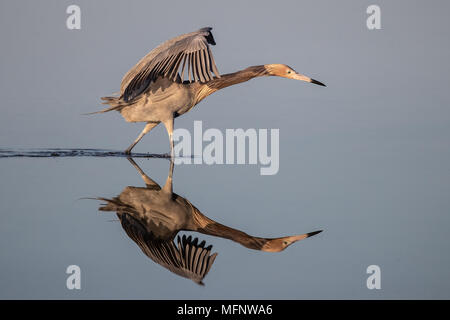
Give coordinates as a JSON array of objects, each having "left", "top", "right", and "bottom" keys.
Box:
[
  {"left": 262, "top": 230, "right": 323, "bottom": 252},
  {"left": 288, "top": 230, "right": 323, "bottom": 243},
  {"left": 293, "top": 73, "right": 326, "bottom": 87}
]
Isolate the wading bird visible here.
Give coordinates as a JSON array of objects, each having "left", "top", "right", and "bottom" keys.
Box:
[
  {"left": 95, "top": 158, "right": 322, "bottom": 285},
  {"left": 92, "top": 27, "right": 326, "bottom": 155}
]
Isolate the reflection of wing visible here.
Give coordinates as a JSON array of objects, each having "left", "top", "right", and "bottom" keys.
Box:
[
  {"left": 120, "top": 211, "right": 217, "bottom": 285},
  {"left": 165, "top": 235, "right": 218, "bottom": 286},
  {"left": 121, "top": 27, "right": 220, "bottom": 102}
]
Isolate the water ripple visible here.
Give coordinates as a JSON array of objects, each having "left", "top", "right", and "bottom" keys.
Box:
[{"left": 0, "top": 148, "right": 171, "bottom": 158}]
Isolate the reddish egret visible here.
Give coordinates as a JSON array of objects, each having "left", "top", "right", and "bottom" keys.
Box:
[{"left": 92, "top": 27, "right": 326, "bottom": 154}]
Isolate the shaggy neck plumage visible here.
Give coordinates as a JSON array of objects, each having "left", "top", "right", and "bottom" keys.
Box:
[
  {"left": 209, "top": 65, "right": 268, "bottom": 90},
  {"left": 194, "top": 65, "right": 269, "bottom": 103}
]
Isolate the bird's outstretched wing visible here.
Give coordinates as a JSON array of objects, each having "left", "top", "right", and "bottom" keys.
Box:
[
  {"left": 116, "top": 210, "right": 218, "bottom": 285},
  {"left": 120, "top": 27, "right": 220, "bottom": 102},
  {"left": 140, "top": 233, "right": 218, "bottom": 286}
]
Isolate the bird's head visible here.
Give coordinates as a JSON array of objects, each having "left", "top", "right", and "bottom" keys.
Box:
[
  {"left": 261, "top": 230, "right": 323, "bottom": 252},
  {"left": 264, "top": 64, "right": 326, "bottom": 87}
]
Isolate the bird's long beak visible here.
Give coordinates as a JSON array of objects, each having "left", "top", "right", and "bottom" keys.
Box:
[
  {"left": 293, "top": 73, "right": 326, "bottom": 87},
  {"left": 287, "top": 230, "right": 323, "bottom": 243},
  {"left": 262, "top": 230, "right": 323, "bottom": 252}
]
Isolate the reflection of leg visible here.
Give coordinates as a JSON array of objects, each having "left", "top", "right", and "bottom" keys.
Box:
[
  {"left": 162, "top": 159, "right": 174, "bottom": 194},
  {"left": 162, "top": 117, "right": 174, "bottom": 158},
  {"left": 125, "top": 122, "right": 159, "bottom": 154},
  {"left": 127, "top": 157, "right": 160, "bottom": 189}
]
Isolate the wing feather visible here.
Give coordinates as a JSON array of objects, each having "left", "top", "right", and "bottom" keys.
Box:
[
  {"left": 121, "top": 27, "right": 220, "bottom": 101},
  {"left": 200, "top": 49, "right": 211, "bottom": 82},
  {"left": 179, "top": 53, "right": 187, "bottom": 81},
  {"left": 195, "top": 51, "right": 205, "bottom": 82}
]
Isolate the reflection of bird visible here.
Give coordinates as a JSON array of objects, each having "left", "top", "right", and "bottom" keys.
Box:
[
  {"left": 91, "top": 27, "right": 326, "bottom": 154},
  {"left": 96, "top": 159, "right": 322, "bottom": 285}
]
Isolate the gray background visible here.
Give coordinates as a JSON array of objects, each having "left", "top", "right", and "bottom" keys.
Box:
[{"left": 0, "top": 0, "right": 449, "bottom": 299}]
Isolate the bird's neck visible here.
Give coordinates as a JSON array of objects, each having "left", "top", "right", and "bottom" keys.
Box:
[
  {"left": 209, "top": 65, "right": 269, "bottom": 90},
  {"left": 191, "top": 207, "right": 266, "bottom": 250},
  {"left": 194, "top": 65, "right": 269, "bottom": 104}
]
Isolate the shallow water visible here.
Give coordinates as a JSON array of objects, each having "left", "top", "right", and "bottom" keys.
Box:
[{"left": 1, "top": 146, "right": 450, "bottom": 299}]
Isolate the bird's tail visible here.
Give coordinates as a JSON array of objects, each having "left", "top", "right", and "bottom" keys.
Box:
[{"left": 83, "top": 95, "right": 126, "bottom": 115}]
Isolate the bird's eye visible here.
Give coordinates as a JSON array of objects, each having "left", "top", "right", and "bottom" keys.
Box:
[
  {"left": 287, "top": 70, "right": 291, "bottom": 74},
  {"left": 283, "top": 241, "right": 288, "bottom": 245}
]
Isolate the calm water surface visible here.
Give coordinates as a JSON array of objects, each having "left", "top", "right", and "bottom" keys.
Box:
[{"left": 0, "top": 145, "right": 449, "bottom": 299}]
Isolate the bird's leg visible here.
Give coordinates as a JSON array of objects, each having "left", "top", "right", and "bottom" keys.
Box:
[
  {"left": 127, "top": 157, "right": 160, "bottom": 189},
  {"left": 125, "top": 122, "right": 158, "bottom": 154},
  {"left": 162, "top": 158, "right": 174, "bottom": 194},
  {"left": 162, "top": 117, "right": 174, "bottom": 158}
]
